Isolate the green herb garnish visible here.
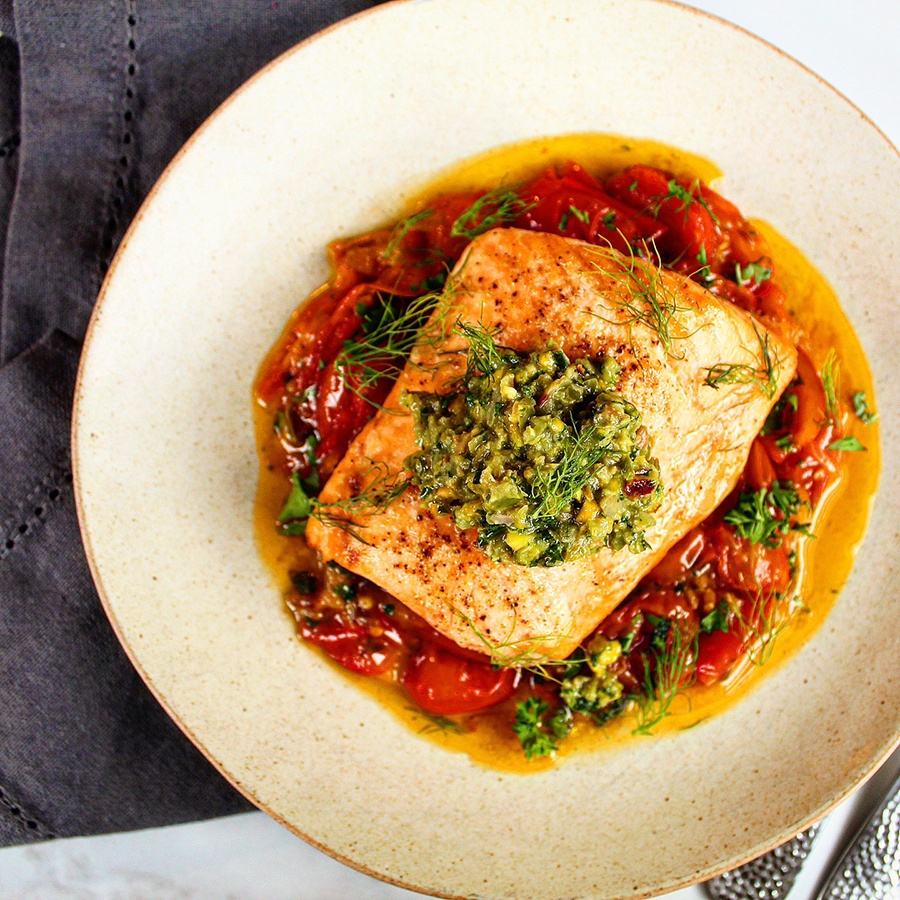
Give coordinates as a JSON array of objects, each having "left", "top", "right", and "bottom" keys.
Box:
[
  {"left": 704, "top": 322, "right": 779, "bottom": 399},
  {"left": 665, "top": 178, "right": 720, "bottom": 226},
  {"left": 852, "top": 391, "right": 878, "bottom": 424},
  {"left": 512, "top": 697, "right": 558, "bottom": 759},
  {"left": 695, "top": 245, "right": 714, "bottom": 287},
  {"left": 821, "top": 351, "right": 840, "bottom": 425},
  {"left": 569, "top": 204, "right": 590, "bottom": 225},
  {"left": 411, "top": 709, "right": 467, "bottom": 736},
  {"left": 700, "top": 601, "right": 731, "bottom": 634},
  {"left": 827, "top": 435, "right": 867, "bottom": 452},
  {"left": 451, "top": 185, "right": 531, "bottom": 240},
  {"left": 381, "top": 209, "right": 434, "bottom": 259},
  {"left": 277, "top": 463, "right": 409, "bottom": 542},
  {"left": 724, "top": 481, "right": 808, "bottom": 548},
  {"left": 334, "top": 284, "right": 452, "bottom": 406},
  {"left": 588, "top": 244, "right": 688, "bottom": 357},
  {"left": 734, "top": 260, "right": 772, "bottom": 285},
  {"left": 633, "top": 623, "right": 694, "bottom": 735}
]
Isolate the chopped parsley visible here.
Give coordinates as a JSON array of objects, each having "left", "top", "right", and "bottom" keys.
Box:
[
  {"left": 724, "top": 481, "right": 808, "bottom": 548},
  {"left": 512, "top": 697, "right": 558, "bottom": 759},
  {"left": 665, "top": 178, "right": 720, "bottom": 225},
  {"left": 333, "top": 581, "right": 358, "bottom": 601},
  {"left": 695, "top": 245, "right": 714, "bottom": 286},
  {"left": 762, "top": 391, "right": 798, "bottom": 435},
  {"left": 569, "top": 204, "right": 591, "bottom": 225}
]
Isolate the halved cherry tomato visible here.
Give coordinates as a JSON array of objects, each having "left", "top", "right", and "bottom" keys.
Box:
[
  {"left": 646, "top": 527, "right": 711, "bottom": 585},
  {"left": 695, "top": 629, "right": 745, "bottom": 686},
  {"left": 605, "top": 164, "right": 718, "bottom": 263},
  {"left": 402, "top": 642, "right": 518, "bottom": 715},
  {"left": 300, "top": 614, "right": 405, "bottom": 677},
  {"left": 745, "top": 438, "right": 777, "bottom": 491},
  {"left": 515, "top": 163, "right": 666, "bottom": 256},
  {"left": 708, "top": 524, "right": 791, "bottom": 595}
]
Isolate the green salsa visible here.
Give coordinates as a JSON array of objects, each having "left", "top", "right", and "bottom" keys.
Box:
[{"left": 403, "top": 337, "right": 662, "bottom": 567}]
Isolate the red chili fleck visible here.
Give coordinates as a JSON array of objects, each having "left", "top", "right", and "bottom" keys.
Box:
[{"left": 624, "top": 478, "right": 655, "bottom": 497}]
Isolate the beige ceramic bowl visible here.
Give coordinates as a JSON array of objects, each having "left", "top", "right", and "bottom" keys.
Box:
[{"left": 73, "top": 1, "right": 900, "bottom": 897}]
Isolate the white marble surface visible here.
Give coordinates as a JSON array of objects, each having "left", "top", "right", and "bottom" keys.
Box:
[{"left": 1, "top": 0, "right": 898, "bottom": 897}]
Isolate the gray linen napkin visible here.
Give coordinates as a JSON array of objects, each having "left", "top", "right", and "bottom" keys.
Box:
[{"left": 0, "top": 0, "right": 380, "bottom": 847}]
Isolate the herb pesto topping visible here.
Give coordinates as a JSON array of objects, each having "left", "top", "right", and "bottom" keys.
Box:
[{"left": 403, "top": 337, "right": 662, "bottom": 567}]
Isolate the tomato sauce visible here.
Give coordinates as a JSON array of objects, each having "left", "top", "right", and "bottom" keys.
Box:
[{"left": 254, "top": 134, "right": 880, "bottom": 769}]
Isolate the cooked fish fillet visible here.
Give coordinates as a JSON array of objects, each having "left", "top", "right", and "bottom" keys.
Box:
[{"left": 306, "top": 229, "right": 797, "bottom": 661}]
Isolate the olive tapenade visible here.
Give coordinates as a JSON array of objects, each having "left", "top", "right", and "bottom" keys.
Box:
[{"left": 403, "top": 340, "right": 662, "bottom": 566}]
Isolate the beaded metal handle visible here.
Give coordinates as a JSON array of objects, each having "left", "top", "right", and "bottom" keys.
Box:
[
  {"left": 812, "top": 769, "right": 900, "bottom": 900},
  {"left": 705, "top": 826, "right": 820, "bottom": 900}
]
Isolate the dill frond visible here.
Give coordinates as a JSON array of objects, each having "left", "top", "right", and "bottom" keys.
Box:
[
  {"left": 632, "top": 623, "right": 695, "bottom": 735},
  {"left": 735, "top": 589, "right": 801, "bottom": 667},
  {"left": 333, "top": 275, "right": 462, "bottom": 409},
  {"left": 381, "top": 209, "right": 434, "bottom": 260},
  {"left": 450, "top": 184, "right": 533, "bottom": 240},
  {"left": 704, "top": 321, "right": 780, "bottom": 399},
  {"left": 408, "top": 709, "right": 467, "bottom": 736},
  {"left": 451, "top": 606, "right": 580, "bottom": 675},
  {"left": 453, "top": 319, "right": 506, "bottom": 377},
  {"left": 278, "top": 461, "right": 409, "bottom": 543},
  {"left": 587, "top": 242, "right": 690, "bottom": 358},
  {"left": 532, "top": 420, "right": 629, "bottom": 519}
]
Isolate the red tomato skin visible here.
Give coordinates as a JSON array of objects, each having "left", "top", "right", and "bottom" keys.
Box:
[
  {"left": 403, "top": 642, "right": 518, "bottom": 715},
  {"left": 514, "top": 163, "right": 666, "bottom": 255},
  {"left": 605, "top": 164, "right": 717, "bottom": 262},
  {"left": 300, "top": 614, "right": 404, "bottom": 677},
  {"left": 708, "top": 524, "right": 791, "bottom": 596},
  {"left": 646, "top": 528, "right": 710, "bottom": 585},
  {"left": 695, "top": 630, "right": 745, "bottom": 686}
]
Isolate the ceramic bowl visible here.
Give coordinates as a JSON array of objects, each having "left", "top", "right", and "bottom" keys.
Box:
[{"left": 73, "top": 1, "right": 900, "bottom": 897}]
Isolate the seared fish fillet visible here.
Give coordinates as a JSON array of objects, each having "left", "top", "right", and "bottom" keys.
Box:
[{"left": 306, "top": 229, "right": 797, "bottom": 661}]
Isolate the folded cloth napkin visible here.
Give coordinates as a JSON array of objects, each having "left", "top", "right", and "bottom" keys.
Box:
[{"left": 0, "top": 0, "right": 381, "bottom": 847}]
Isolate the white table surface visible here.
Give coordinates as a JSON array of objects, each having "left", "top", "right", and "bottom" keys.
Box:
[{"left": 1, "top": 1, "right": 897, "bottom": 897}]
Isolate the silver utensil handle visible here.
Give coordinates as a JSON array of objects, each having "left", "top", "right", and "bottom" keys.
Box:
[
  {"left": 705, "top": 826, "right": 820, "bottom": 900},
  {"left": 813, "top": 768, "right": 900, "bottom": 900}
]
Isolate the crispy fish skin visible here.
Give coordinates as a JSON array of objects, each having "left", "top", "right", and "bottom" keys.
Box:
[{"left": 306, "top": 229, "right": 797, "bottom": 662}]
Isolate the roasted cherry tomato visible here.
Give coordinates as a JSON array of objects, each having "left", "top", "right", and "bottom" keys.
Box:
[
  {"left": 300, "top": 614, "right": 404, "bottom": 677},
  {"left": 515, "top": 163, "right": 666, "bottom": 256},
  {"left": 402, "top": 642, "right": 518, "bottom": 715},
  {"left": 695, "top": 629, "right": 745, "bottom": 686},
  {"left": 645, "top": 527, "right": 711, "bottom": 585},
  {"left": 708, "top": 524, "right": 791, "bottom": 596},
  {"left": 605, "top": 164, "right": 718, "bottom": 263}
]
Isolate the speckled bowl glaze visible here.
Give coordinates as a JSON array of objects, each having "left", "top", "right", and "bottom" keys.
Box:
[{"left": 73, "top": 1, "right": 900, "bottom": 897}]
